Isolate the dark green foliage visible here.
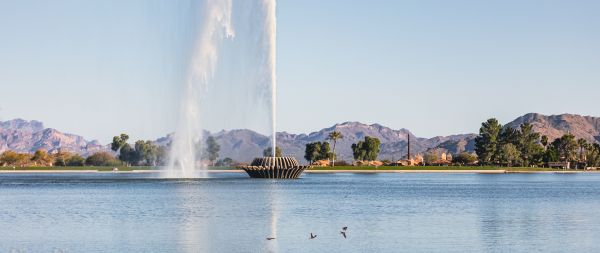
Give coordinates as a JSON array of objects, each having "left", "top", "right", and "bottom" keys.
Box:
[
  {"left": 111, "top": 133, "right": 167, "bottom": 166},
  {"left": 118, "top": 144, "right": 136, "bottom": 165},
  {"left": 66, "top": 155, "right": 85, "bottom": 166},
  {"left": 548, "top": 134, "right": 578, "bottom": 162},
  {"left": 319, "top": 142, "right": 332, "bottom": 160},
  {"left": 517, "top": 123, "right": 543, "bottom": 166},
  {"left": 586, "top": 143, "right": 600, "bottom": 167},
  {"left": 351, "top": 136, "right": 381, "bottom": 161},
  {"left": 475, "top": 118, "right": 502, "bottom": 165},
  {"left": 263, "top": 146, "right": 282, "bottom": 157},
  {"left": 31, "top": 149, "right": 52, "bottom": 165},
  {"left": 499, "top": 143, "right": 521, "bottom": 167},
  {"left": 476, "top": 120, "right": 545, "bottom": 167},
  {"left": 305, "top": 142, "right": 321, "bottom": 163},
  {"left": 111, "top": 134, "right": 129, "bottom": 152},
  {"left": 541, "top": 135, "right": 549, "bottom": 149},
  {"left": 134, "top": 140, "right": 161, "bottom": 166},
  {"left": 215, "top": 157, "right": 235, "bottom": 166},
  {"left": 304, "top": 142, "right": 332, "bottom": 163},
  {"left": 85, "top": 152, "right": 121, "bottom": 166},
  {"left": 453, "top": 152, "right": 478, "bottom": 165}
]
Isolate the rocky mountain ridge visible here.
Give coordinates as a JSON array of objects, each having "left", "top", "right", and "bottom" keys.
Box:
[{"left": 2, "top": 113, "right": 599, "bottom": 163}]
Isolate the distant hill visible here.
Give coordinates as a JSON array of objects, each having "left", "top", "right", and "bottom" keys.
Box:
[
  {"left": 506, "top": 113, "right": 600, "bottom": 143},
  {"left": 0, "top": 119, "right": 107, "bottom": 156},
  {"left": 160, "top": 121, "right": 477, "bottom": 163},
  {"left": 2, "top": 113, "right": 599, "bottom": 163}
]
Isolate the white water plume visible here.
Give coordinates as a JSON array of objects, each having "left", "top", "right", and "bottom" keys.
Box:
[
  {"left": 166, "top": 0, "right": 234, "bottom": 178},
  {"left": 263, "top": 0, "right": 277, "bottom": 157},
  {"left": 166, "top": 0, "right": 278, "bottom": 178}
]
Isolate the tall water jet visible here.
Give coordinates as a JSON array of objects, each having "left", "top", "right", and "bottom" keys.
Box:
[
  {"left": 166, "top": 0, "right": 235, "bottom": 178},
  {"left": 263, "top": 0, "right": 277, "bottom": 157},
  {"left": 166, "top": 0, "right": 279, "bottom": 177}
]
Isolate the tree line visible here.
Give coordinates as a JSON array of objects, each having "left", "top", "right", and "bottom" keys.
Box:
[
  {"left": 475, "top": 118, "right": 600, "bottom": 168},
  {"left": 0, "top": 149, "right": 124, "bottom": 167}
]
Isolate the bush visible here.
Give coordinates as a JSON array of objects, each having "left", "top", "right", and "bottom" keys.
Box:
[
  {"left": 85, "top": 152, "right": 121, "bottom": 166},
  {"left": 66, "top": 155, "right": 85, "bottom": 166}
]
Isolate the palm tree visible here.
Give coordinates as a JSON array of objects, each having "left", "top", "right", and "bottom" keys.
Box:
[
  {"left": 327, "top": 131, "right": 344, "bottom": 167},
  {"left": 577, "top": 138, "right": 588, "bottom": 169},
  {"left": 541, "top": 135, "right": 549, "bottom": 150}
]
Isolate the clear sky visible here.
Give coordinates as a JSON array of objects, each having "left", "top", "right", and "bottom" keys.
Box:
[{"left": 0, "top": 0, "right": 599, "bottom": 143}]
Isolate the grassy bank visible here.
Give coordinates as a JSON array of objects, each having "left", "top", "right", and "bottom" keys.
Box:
[
  {"left": 0, "top": 166, "right": 157, "bottom": 171},
  {"left": 307, "top": 166, "right": 564, "bottom": 172},
  {"left": 0, "top": 165, "right": 575, "bottom": 172}
]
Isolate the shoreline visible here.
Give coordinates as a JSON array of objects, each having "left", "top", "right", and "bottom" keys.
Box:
[{"left": 0, "top": 169, "right": 598, "bottom": 174}]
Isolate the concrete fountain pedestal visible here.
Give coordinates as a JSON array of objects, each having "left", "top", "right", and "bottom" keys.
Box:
[{"left": 239, "top": 157, "right": 310, "bottom": 179}]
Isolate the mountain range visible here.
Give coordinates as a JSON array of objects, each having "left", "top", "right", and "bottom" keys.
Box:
[{"left": 1, "top": 113, "right": 599, "bottom": 163}]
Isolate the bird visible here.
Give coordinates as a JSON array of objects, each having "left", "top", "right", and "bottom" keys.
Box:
[
  {"left": 266, "top": 237, "right": 275, "bottom": 240},
  {"left": 310, "top": 233, "right": 317, "bottom": 239},
  {"left": 340, "top": 227, "right": 348, "bottom": 238}
]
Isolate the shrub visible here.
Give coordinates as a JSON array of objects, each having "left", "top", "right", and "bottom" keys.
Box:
[{"left": 85, "top": 152, "right": 121, "bottom": 166}]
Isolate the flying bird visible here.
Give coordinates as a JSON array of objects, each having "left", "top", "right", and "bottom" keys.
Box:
[
  {"left": 340, "top": 231, "right": 347, "bottom": 238},
  {"left": 310, "top": 233, "right": 317, "bottom": 239},
  {"left": 342, "top": 227, "right": 348, "bottom": 231},
  {"left": 266, "top": 237, "right": 275, "bottom": 240}
]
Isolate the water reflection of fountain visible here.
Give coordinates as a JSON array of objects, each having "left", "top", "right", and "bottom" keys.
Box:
[{"left": 266, "top": 182, "right": 280, "bottom": 253}]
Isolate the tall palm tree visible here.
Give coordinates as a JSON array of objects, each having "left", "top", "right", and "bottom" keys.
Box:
[
  {"left": 541, "top": 135, "right": 549, "bottom": 150},
  {"left": 577, "top": 138, "right": 588, "bottom": 169},
  {"left": 327, "top": 131, "right": 344, "bottom": 167}
]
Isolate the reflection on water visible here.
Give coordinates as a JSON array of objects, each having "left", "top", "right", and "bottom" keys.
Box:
[{"left": 1, "top": 173, "right": 600, "bottom": 252}]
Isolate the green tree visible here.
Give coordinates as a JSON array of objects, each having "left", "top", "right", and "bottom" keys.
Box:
[
  {"left": 577, "top": 138, "right": 588, "bottom": 166},
  {"left": 475, "top": 118, "right": 502, "bottom": 165},
  {"left": 263, "top": 146, "right": 282, "bottom": 157},
  {"left": 134, "top": 140, "right": 160, "bottom": 166},
  {"left": 517, "top": 123, "right": 543, "bottom": 167},
  {"left": 499, "top": 143, "right": 521, "bottom": 167},
  {"left": 586, "top": 143, "right": 600, "bottom": 167},
  {"left": 66, "top": 154, "right": 85, "bottom": 166},
  {"left": 549, "top": 134, "right": 578, "bottom": 163},
  {"left": 452, "top": 152, "right": 478, "bottom": 165},
  {"left": 304, "top": 142, "right": 321, "bottom": 163},
  {"left": 205, "top": 136, "right": 220, "bottom": 166},
  {"left": 541, "top": 135, "right": 549, "bottom": 150},
  {"left": 423, "top": 151, "right": 438, "bottom": 166},
  {"left": 351, "top": 142, "right": 365, "bottom": 161},
  {"left": 499, "top": 127, "right": 520, "bottom": 147},
  {"left": 54, "top": 150, "right": 74, "bottom": 166},
  {"left": 351, "top": 136, "right": 381, "bottom": 161},
  {"left": 119, "top": 143, "right": 136, "bottom": 166},
  {"left": 85, "top": 152, "right": 121, "bottom": 166},
  {"left": 111, "top": 134, "right": 129, "bottom": 152},
  {"left": 327, "top": 131, "right": 344, "bottom": 167},
  {"left": 319, "top": 142, "right": 332, "bottom": 161},
  {"left": 364, "top": 136, "right": 381, "bottom": 161},
  {"left": 0, "top": 151, "right": 29, "bottom": 166},
  {"left": 31, "top": 149, "right": 53, "bottom": 166}
]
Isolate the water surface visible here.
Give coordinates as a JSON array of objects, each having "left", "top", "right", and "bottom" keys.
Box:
[{"left": 1, "top": 173, "right": 599, "bottom": 252}]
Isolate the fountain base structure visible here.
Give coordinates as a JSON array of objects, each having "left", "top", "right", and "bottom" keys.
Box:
[{"left": 239, "top": 157, "right": 310, "bottom": 179}]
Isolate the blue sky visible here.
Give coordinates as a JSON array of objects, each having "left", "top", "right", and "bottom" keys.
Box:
[{"left": 0, "top": 0, "right": 599, "bottom": 143}]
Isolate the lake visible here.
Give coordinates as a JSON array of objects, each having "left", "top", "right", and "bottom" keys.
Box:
[{"left": 1, "top": 172, "right": 599, "bottom": 252}]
